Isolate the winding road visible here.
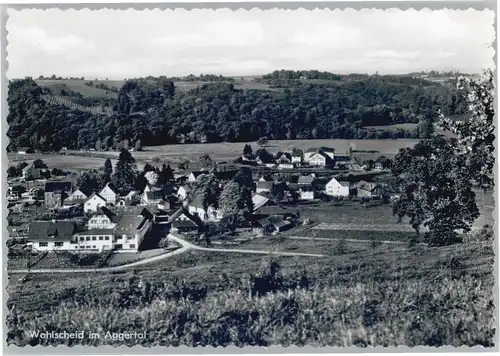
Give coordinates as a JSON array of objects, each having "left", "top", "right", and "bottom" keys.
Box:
[{"left": 8, "top": 233, "right": 324, "bottom": 274}]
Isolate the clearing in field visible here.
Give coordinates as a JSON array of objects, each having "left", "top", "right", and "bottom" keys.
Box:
[{"left": 35, "top": 79, "right": 118, "bottom": 99}]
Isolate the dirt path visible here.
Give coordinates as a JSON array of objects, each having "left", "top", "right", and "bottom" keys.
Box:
[
  {"left": 9, "top": 234, "right": 323, "bottom": 274},
  {"left": 285, "top": 235, "right": 422, "bottom": 245}
]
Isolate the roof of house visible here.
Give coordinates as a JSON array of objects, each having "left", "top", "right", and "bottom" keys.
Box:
[
  {"left": 310, "top": 151, "right": 332, "bottom": 161},
  {"left": 259, "top": 175, "right": 274, "bottom": 182},
  {"left": 256, "top": 181, "right": 274, "bottom": 190},
  {"left": 252, "top": 193, "right": 270, "bottom": 211},
  {"left": 172, "top": 219, "right": 199, "bottom": 229},
  {"left": 144, "top": 190, "right": 164, "bottom": 200},
  {"left": 101, "top": 182, "right": 118, "bottom": 193},
  {"left": 86, "top": 192, "right": 107, "bottom": 203},
  {"left": 95, "top": 206, "right": 120, "bottom": 222},
  {"left": 77, "top": 229, "right": 115, "bottom": 236},
  {"left": 189, "top": 171, "right": 205, "bottom": 178},
  {"left": 27, "top": 220, "right": 76, "bottom": 242},
  {"left": 298, "top": 175, "right": 316, "bottom": 184},
  {"left": 114, "top": 213, "right": 150, "bottom": 234},
  {"left": 256, "top": 215, "right": 292, "bottom": 229},
  {"left": 44, "top": 182, "right": 73, "bottom": 193},
  {"left": 306, "top": 146, "right": 335, "bottom": 154}
]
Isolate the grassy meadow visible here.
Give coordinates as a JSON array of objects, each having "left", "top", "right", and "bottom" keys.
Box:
[
  {"left": 36, "top": 79, "right": 118, "bottom": 99},
  {"left": 6, "top": 240, "right": 495, "bottom": 347}
]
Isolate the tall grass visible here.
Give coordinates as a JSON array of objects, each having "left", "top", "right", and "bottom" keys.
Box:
[{"left": 6, "top": 243, "right": 495, "bottom": 347}]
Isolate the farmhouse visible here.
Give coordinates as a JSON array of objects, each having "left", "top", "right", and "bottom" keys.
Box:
[
  {"left": 88, "top": 207, "right": 118, "bottom": 229},
  {"left": 17, "top": 147, "right": 34, "bottom": 155},
  {"left": 187, "top": 171, "right": 206, "bottom": 182},
  {"left": 297, "top": 174, "right": 316, "bottom": 188},
  {"left": 304, "top": 147, "right": 335, "bottom": 163},
  {"left": 44, "top": 182, "right": 73, "bottom": 208},
  {"left": 176, "top": 185, "right": 191, "bottom": 201},
  {"left": 252, "top": 193, "right": 270, "bottom": 212},
  {"left": 112, "top": 209, "right": 154, "bottom": 252},
  {"left": 187, "top": 194, "right": 221, "bottom": 222},
  {"left": 333, "top": 149, "right": 351, "bottom": 167},
  {"left": 21, "top": 163, "right": 42, "bottom": 181},
  {"left": 254, "top": 216, "right": 293, "bottom": 235},
  {"left": 171, "top": 210, "right": 201, "bottom": 233},
  {"left": 300, "top": 189, "right": 316, "bottom": 200},
  {"left": 99, "top": 183, "right": 119, "bottom": 205},
  {"left": 141, "top": 185, "right": 164, "bottom": 206},
  {"left": 291, "top": 151, "right": 303, "bottom": 164},
  {"left": 84, "top": 193, "right": 107, "bottom": 213},
  {"left": 27, "top": 220, "right": 77, "bottom": 252},
  {"left": 325, "top": 177, "right": 350, "bottom": 197},
  {"left": 308, "top": 151, "right": 333, "bottom": 167},
  {"left": 256, "top": 176, "right": 274, "bottom": 194},
  {"left": 64, "top": 188, "right": 90, "bottom": 206}
]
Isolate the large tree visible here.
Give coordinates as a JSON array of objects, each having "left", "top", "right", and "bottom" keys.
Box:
[
  {"left": 192, "top": 173, "right": 221, "bottom": 210},
  {"left": 111, "top": 149, "right": 138, "bottom": 195},
  {"left": 392, "top": 136, "right": 479, "bottom": 246},
  {"left": 392, "top": 70, "right": 494, "bottom": 246},
  {"left": 438, "top": 70, "right": 495, "bottom": 191},
  {"left": 218, "top": 180, "right": 253, "bottom": 217}
]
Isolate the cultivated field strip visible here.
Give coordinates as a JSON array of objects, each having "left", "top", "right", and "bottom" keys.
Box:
[
  {"left": 312, "top": 222, "right": 415, "bottom": 232},
  {"left": 42, "top": 95, "right": 114, "bottom": 116}
]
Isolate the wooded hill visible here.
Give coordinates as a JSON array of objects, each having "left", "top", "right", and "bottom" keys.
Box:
[{"left": 7, "top": 71, "right": 467, "bottom": 151}]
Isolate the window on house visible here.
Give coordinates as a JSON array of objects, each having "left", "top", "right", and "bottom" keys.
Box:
[
  {"left": 105, "top": 236, "right": 110, "bottom": 240},
  {"left": 92, "top": 245, "right": 96, "bottom": 249},
  {"left": 79, "top": 236, "right": 85, "bottom": 241},
  {"left": 38, "top": 242, "right": 48, "bottom": 247},
  {"left": 86, "top": 236, "right": 90, "bottom": 241},
  {"left": 55, "top": 242, "right": 64, "bottom": 247},
  {"left": 99, "top": 236, "right": 103, "bottom": 240},
  {"left": 92, "top": 236, "right": 97, "bottom": 241},
  {"left": 129, "top": 244, "right": 135, "bottom": 249}
]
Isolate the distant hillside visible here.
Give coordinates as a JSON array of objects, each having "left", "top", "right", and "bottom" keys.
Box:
[{"left": 7, "top": 73, "right": 466, "bottom": 152}]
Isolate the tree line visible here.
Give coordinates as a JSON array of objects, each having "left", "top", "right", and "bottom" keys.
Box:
[{"left": 7, "top": 73, "right": 466, "bottom": 151}]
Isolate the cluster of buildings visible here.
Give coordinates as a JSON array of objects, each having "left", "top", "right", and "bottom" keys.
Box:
[
  {"left": 13, "top": 145, "right": 395, "bottom": 254},
  {"left": 242, "top": 146, "right": 355, "bottom": 170}
]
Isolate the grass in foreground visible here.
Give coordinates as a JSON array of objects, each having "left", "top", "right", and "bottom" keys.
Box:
[{"left": 6, "top": 241, "right": 494, "bottom": 347}]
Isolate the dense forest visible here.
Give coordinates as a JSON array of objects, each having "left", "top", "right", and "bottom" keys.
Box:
[{"left": 7, "top": 71, "right": 467, "bottom": 152}]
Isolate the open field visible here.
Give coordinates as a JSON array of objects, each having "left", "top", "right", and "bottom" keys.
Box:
[
  {"left": 8, "top": 138, "right": 420, "bottom": 169},
  {"left": 6, "top": 241, "right": 494, "bottom": 346},
  {"left": 364, "top": 123, "right": 419, "bottom": 131},
  {"left": 36, "top": 80, "right": 118, "bottom": 99}
]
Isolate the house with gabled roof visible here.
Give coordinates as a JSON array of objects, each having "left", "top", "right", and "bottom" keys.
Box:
[
  {"left": 325, "top": 177, "right": 350, "bottom": 197},
  {"left": 99, "top": 183, "right": 118, "bottom": 205},
  {"left": 64, "top": 188, "right": 91, "bottom": 206},
  {"left": 309, "top": 151, "right": 334, "bottom": 167},
  {"left": 187, "top": 193, "right": 221, "bottom": 222},
  {"left": 84, "top": 193, "right": 107, "bottom": 213},
  {"left": 44, "top": 182, "right": 73, "bottom": 208},
  {"left": 27, "top": 220, "right": 77, "bottom": 251},
  {"left": 187, "top": 171, "right": 206, "bottom": 182}
]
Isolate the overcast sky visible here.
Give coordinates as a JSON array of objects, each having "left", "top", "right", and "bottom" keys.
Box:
[{"left": 7, "top": 8, "right": 495, "bottom": 79}]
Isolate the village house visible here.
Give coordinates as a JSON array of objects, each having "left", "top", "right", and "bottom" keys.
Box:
[
  {"left": 170, "top": 210, "right": 202, "bottom": 234},
  {"left": 21, "top": 163, "right": 42, "bottom": 181},
  {"left": 176, "top": 185, "right": 191, "bottom": 201},
  {"left": 333, "top": 149, "right": 351, "bottom": 168},
  {"left": 291, "top": 151, "right": 303, "bottom": 164},
  {"left": 297, "top": 174, "right": 316, "bottom": 188},
  {"left": 252, "top": 193, "right": 270, "bottom": 212},
  {"left": 88, "top": 207, "right": 118, "bottom": 229},
  {"left": 99, "top": 183, "right": 119, "bottom": 205},
  {"left": 111, "top": 209, "right": 154, "bottom": 252},
  {"left": 187, "top": 171, "right": 206, "bottom": 182},
  {"left": 253, "top": 215, "right": 293, "bottom": 236},
  {"left": 325, "top": 177, "right": 350, "bottom": 197},
  {"left": 300, "top": 189, "right": 316, "bottom": 200},
  {"left": 116, "top": 191, "right": 138, "bottom": 207},
  {"left": 374, "top": 162, "right": 384, "bottom": 171},
  {"left": 27, "top": 220, "right": 78, "bottom": 252},
  {"left": 187, "top": 194, "right": 221, "bottom": 222},
  {"left": 256, "top": 176, "right": 274, "bottom": 194},
  {"left": 64, "top": 188, "right": 90, "bottom": 206},
  {"left": 157, "top": 200, "right": 171, "bottom": 211},
  {"left": 44, "top": 182, "right": 73, "bottom": 208},
  {"left": 84, "top": 193, "right": 107, "bottom": 213},
  {"left": 17, "top": 147, "right": 34, "bottom": 155},
  {"left": 141, "top": 185, "right": 164, "bottom": 206},
  {"left": 304, "top": 147, "right": 335, "bottom": 163},
  {"left": 308, "top": 151, "right": 333, "bottom": 167}
]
